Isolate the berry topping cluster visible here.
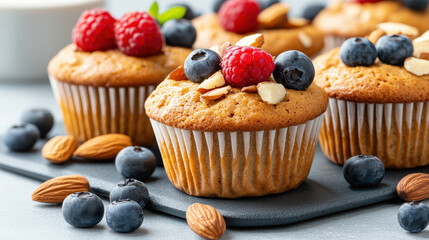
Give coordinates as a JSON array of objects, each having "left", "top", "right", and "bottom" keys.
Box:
[
  {"left": 216, "top": 0, "right": 311, "bottom": 34},
  {"left": 72, "top": 3, "right": 197, "bottom": 57},
  {"left": 340, "top": 23, "right": 429, "bottom": 76},
  {"left": 171, "top": 33, "right": 315, "bottom": 105}
]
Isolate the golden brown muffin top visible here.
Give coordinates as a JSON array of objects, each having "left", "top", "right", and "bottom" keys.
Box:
[
  {"left": 314, "top": 1, "right": 429, "bottom": 38},
  {"left": 313, "top": 48, "right": 429, "bottom": 103},
  {"left": 192, "top": 14, "right": 324, "bottom": 57},
  {"left": 48, "top": 44, "right": 192, "bottom": 87},
  {"left": 145, "top": 79, "right": 328, "bottom": 132}
]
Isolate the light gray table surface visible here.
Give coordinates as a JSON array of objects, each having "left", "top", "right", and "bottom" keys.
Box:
[{"left": 1, "top": 0, "right": 429, "bottom": 239}]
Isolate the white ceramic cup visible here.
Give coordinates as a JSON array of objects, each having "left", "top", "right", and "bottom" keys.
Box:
[{"left": 0, "top": 0, "right": 105, "bottom": 83}]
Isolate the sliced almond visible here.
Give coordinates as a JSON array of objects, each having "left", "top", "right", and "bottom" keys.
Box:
[
  {"left": 201, "top": 86, "right": 231, "bottom": 100},
  {"left": 404, "top": 57, "right": 429, "bottom": 76},
  {"left": 378, "top": 22, "right": 419, "bottom": 39},
  {"left": 413, "top": 41, "right": 429, "bottom": 59},
  {"left": 413, "top": 30, "right": 429, "bottom": 44},
  {"left": 235, "top": 33, "right": 264, "bottom": 48},
  {"left": 167, "top": 65, "right": 187, "bottom": 81},
  {"left": 257, "top": 82, "right": 287, "bottom": 105},
  {"left": 420, "top": 53, "right": 429, "bottom": 60},
  {"left": 367, "top": 28, "right": 386, "bottom": 44},
  {"left": 298, "top": 31, "right": 312, "bottom": 48},
  {"left": 197, "top": 71, "right": 226, "bottom": 93},
  {"left": 258, "top": 3, "right": 289, "bottom": 29},
  {"left": 284, "top": 17, "right": 310, "bottom": 29},
  {"left": 219, "top": 42, "right": 232, "bottom": 57},
  {"left": 241, "top": 85, "right": 258, "bottom": 93}
]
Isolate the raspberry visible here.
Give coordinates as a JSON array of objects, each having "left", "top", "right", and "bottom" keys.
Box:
[
  {"left": 218, "top": 0, "right": 260, "bottom": 34},
  {"left": 115, "top": 12, "right": 163, "bottom": 57},
  {"left": 221, "top": 46, "right": 275, "bottom": 88},
  {"left": 72, "top": 8, "right": 116, "bottom": 52}
]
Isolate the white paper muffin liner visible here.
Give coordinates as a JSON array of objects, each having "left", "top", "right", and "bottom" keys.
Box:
[
  {"left": 319, "top": 98, "right": 429, "bottom": 168},
  {"left": 49, "top": 76, "right": 156, "bottom": 146},
  {"left": 149, "top": 114, "right": 325, "bottom": 198}
]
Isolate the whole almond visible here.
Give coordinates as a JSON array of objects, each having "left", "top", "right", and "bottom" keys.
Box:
[
  {"left": 186, "top": 203, "right": 226, "bottom": 240},
  {"left": 396, "top": 173, "right": 429, "bottom": 201},
  {"left": 73, "top": 134, "right": 132, "bottom": 160},
  {"left": 167, "top": 65, "right": 187, "bottom": 81},
  {"left": 367, "top": 28, "right": 386, "bottom": 44},
  {"left": 31, "top": 175, "right": 90, "bottom": 203},
  {"left": 42, "top": 136, "right": 78, "bottom": 164},
  {"left": 258, "top": 3, "right": 289, "bottom": 29}
]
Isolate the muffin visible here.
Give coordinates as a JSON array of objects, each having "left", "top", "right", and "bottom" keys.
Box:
[
  {"left": 48, "top": 9, "right": 192, "bottom": 146},
  {"left": 314, "top": 0, "right": 429, "bottom": 50},
  {"left": 314, "top": 31, "right": 429, "bottom": 169},
  {"left": 145, "top": 35, "right": 328, "bottom": 198},
  {"left": 193, "top": 1, "right": 324, "bottom": 57}
]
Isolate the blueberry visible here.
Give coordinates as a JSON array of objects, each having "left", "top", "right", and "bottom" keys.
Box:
[
  {"left": 302, "top": 3, "right": 325, "bottom": 22},
  {"left": 168, "top": 3, "right": 196, "bottom": 20},
  {"left": 258, "top": 0, "right": 280, "bottom": 10},
  {"left": 115, "top": 146, "right": 156, "bottom": 181},
  {"left": 4, "top": 124, "right": 40, "bottom": 152},
  {"left": 110, "top": 179, "right": 150, "bottom": 209},
  {"left": 184, "top": 49, "right": 221, "bottom": 83},
  {"left": 273, "top": 50, "right": 315, "bottom": 90},
  {"left": 213, "top": 0, "right": 226, "bottom": 12},
  {"left": 21, "top": 108, "right": 54, "bottom": 138},
  {"left": 106, "top": 199, "right": 143, "bottom": 233},
  {"left": 343, "top": 155, "right": 385, "bottom": 187},
  {"left": 62, "top": 192, "right": 104, "bottom": 228},
  {"left": 398, "top": 201, "right": 429, "bottom": 233},
  {"left": 340, "top": 37, "right": 377, "bottom": 67},
  {"left": 162, "top": 19, "right": 196, "bottom": 49},
  {"left": 376, "top": 34, "right": 413, "bottom": 66},
  {"left": 402, "top": 0, "right": 429, "bottom": 11}
]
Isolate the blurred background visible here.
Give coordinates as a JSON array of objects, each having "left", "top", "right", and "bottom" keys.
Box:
[{"left": 0, "top": 0, "right": 329, "bottom": 83}]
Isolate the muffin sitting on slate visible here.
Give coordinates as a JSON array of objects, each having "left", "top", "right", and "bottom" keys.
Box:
[
  {"left": 48, "top": 8, "right": 193, "bottom": 146},
  {"left": 193, "top": 0, "right": 324, "bottom": 57},
  {"left": 145, "top": 34, "right": 328, "bottom": 198},
  {"left": 314, "top": 0, "right": 429, "bottom": 50},
  {"left": 314, "top": 23, "right": 429, "bottom": 169}
]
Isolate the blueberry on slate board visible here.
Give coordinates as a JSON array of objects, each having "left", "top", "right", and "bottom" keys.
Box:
[
  {"left": 258, "top": 0, "right": 280, "bottom": 10},
  {"left": 340, "top": 37, "right": 377, "bottom": 67},
  {"left": 21, "top": 108, "right": 54, "bottom": 138},
  {"left": 343, "top": 155, "right": 385, "bottom": 187},
  {"left": 213, "top": 0, "right": 226, "bottom": 12},
  {"left": 376, "top": 34, "right": 413, "bottom": 66},
  {"left": 62, "top": 192, "right": 104, "bottom": 228},
  {"left": 184, "top": 49, "right": 221, "bottom": 83},
  {"left": 115, "top": 146, "right": 156, "bottom": 181},
  {"left": 106, "top": 199, "right": 144, "bottom": 233},
  {"left": 162, "top": 19, "right": 196, "bottom": 48},
  {"left": 398, "top": 201, "right": 429, "bottom": 233},
  {"left": 4, "top": 123, "right": 40, "bottom": 152},
  {"left": 402, "top": 0, "right": 429, "bottom": 11},
  {"left": 302, "top": 3, "right": 325, "bottom": 22},
  {"left": 273, "top": 50, "right": 315, "bottom": 90},
  {"left": 168, "top": 3, "right": 196, "bottom": 20},
  {"left": 110, "top": 179, "right": 150, "bottom": 209}
]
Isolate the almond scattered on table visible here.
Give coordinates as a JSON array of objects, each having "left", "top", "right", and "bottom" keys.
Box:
[
  {"left": 186, "top": 203, "right": 226, "bottom": 240},
  {"left": 31, "top": 175, "right": 90, "bottom": 203},
  {"left": 397, "top": 173, "right": 429, "bottom": 201},
  {"left": 73, "top": 134, "right": 132, "bottom": 160},
  {"left": 42, "top": 136, "right": 78, "bottom": 164}
]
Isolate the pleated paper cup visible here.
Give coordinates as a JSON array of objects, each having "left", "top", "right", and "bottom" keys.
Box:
[
  {"left": 149, "top": 114, "right": 325, "bottom": 198},
  {"left": 49, "top": 76, "right": 156, "bottom": 146},
  {"left": 319, "top": 98, "right": 429, "bottom": 169}
]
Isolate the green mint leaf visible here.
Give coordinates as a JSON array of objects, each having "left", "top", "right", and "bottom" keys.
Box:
[
  {"left": 149, "top": 1, "right": 159, "bottom": 19},
  {"left": 158, "top": 6, "right": 186, "bottom": 25}
]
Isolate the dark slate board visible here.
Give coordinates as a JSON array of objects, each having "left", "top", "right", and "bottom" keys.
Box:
[{"left": 0, "top": 125, "right": 428, "bottom": 227}]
